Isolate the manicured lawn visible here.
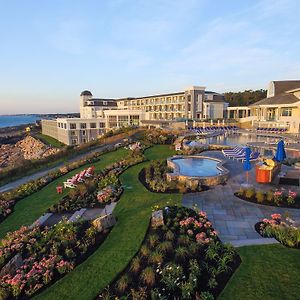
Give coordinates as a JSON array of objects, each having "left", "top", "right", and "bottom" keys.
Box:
[
  {"left": 35, "top": 145, "right": 181, "bottom": 300},
  {"left": 35, "top": 133, "right": 65, "bottom": 148},
  {"left": 0, "top": 148, "right": 128, "bottom": 239},
  {"left": 219, "top": 244, "right": 300, "bottom": 300}
]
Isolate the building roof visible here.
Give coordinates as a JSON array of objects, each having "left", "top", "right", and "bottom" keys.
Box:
[
  {"left": 86, "top": 99, "right": 117, "bottom": 107},
  {"left": 80, "top": 90, "right": 93, "bottom": 96},
  {"left": 205, "top": 94, "right": 226, "bottom": 103},
  {"left": 117, "top": 92, "right": 184, "bottom": 101},
  {"left": 250, "top": 93, "right": 300, "bottom": 106},
  {"left": 272, "top": 80, "right": 300, "bottom": 95}
]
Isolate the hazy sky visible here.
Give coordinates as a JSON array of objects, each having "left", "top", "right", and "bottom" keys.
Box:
[{"left": 0, "top": 0, "right": 299, "bottom": 114}]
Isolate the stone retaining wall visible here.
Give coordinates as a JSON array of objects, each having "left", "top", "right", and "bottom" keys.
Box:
[{"left": 166, "top": 155, "right": 229, "bottom": 187}]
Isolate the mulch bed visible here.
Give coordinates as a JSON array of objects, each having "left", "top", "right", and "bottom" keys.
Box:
[
  {"left": 98, "top": 206, "right": 241, "bottom": 299},
  {"left": 138, "top": 168, "right": 209, "bottom": 194},
  {"left": 234, "top": 193, "right": 300, "bottom": 209}
]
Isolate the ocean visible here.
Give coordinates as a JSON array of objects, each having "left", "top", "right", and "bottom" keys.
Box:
[{"left": 0, "top": 115, "right": 41, "bottom": 128}]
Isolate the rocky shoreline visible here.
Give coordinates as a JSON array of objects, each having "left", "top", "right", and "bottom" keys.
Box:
[{"left": 0, "top": 136, "right": 60, "bottom": 171}]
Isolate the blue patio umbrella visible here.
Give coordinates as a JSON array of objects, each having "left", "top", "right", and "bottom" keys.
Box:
[
  {"left": 275, "top": 140, "right": 286, "bottom": 162},
  {"left": 243, "top": 147, "right": 252, "bottom": 184}
]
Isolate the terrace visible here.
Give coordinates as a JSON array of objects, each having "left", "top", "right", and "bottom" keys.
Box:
[{"left": 0, "top": 132, "right": 300, "bottom": 299}]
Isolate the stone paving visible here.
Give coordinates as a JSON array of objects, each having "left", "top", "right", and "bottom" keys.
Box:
[{"left": 182, "top": 151, "right": 300, "bottom": 247}]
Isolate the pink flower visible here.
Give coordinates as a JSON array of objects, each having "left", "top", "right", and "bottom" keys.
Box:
[{"left": 271, "top": 213, "right": 281, "bottom": 221}]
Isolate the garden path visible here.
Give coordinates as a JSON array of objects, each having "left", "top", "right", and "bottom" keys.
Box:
[
  {"left": 183, "top": 151, "right": 300, "bottom": 247},
  {"left": 0, "top": 140, "right": 124, "bottom": 193}
]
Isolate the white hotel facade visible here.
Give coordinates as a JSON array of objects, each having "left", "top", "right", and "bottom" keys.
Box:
[{"left": 42, "top": 86, "right": 228, "bottom": 145}]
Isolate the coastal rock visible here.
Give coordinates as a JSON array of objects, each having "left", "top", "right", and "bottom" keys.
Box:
[{"left": 0, "top": 135, "right": 60, "bottom": 171}]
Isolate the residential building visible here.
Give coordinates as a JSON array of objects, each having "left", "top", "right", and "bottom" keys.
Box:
[{"left": 227, "top": 80, "right": 300, "bottom": 133}]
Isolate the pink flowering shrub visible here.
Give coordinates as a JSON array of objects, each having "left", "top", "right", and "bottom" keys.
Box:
[
  {"left": 259, "top": 213, "right": 300, "bottom": 248},
  {"left": 179, "top": 211, "right": 217, "bottom": 244},
  {"left": 0, "top": 220, "right": 100, "bottom": 298},
  {"left": 287, "top": 190, "right": 297, "bottom": 205}
]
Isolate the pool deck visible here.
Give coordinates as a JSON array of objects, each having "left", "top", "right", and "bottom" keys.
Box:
[{"left": 182, "top": 151, "right": 300, "bottom": 247}]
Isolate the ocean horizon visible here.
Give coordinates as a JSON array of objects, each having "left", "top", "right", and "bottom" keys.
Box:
[{"left": 0, "top": 114, "right": 41, "bottom": 128}]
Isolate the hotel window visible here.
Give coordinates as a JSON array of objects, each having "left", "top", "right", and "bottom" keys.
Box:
[
  {"left": 118, "top": 115, "right": 128, "bottom": 127},
  {"left": 80, "top": 123, "right": 87, "bottom": 129},
  {"left": 281, "top": 108, "right": 292, "bottom": 117},
  {"left": 99, "top": 122, "right": 105, "bottom": 128},
  {"left": 108, "top": 115, "right": 118, "bottom": 128},
  {"left": 82, "top": 130, "right": 86, "bottom": 136},
  {"left": 130, "top": 115, "right": 139, "bottom": 125},
  {"left": 82, "top": 138, "right": 87, "bottom": 143},
  {"left": 64, "top": 124, "right": 67, "bottom": 129},
  {"left": 70, "top": 123, "right": 76, "bottom": 129},
  {"left": 90, "top": 122, "right": 96, "bottom": 128},
  {"left": 70, "top": 131, "right": 76, "bottom": 136},
  {"left": 71, "top": 139, "right": 77, "bottom": 145}
]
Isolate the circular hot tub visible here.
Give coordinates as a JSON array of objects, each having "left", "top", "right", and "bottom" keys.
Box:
[{"left": 167, "top": 155, "right": 229, "bottom": 186}]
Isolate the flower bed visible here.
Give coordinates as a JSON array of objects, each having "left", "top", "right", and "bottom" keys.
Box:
[
  {"left": 48, "top": 151, "right": 145, "bottom": 213},
  {"left": 99, "top": 206, "right": 240, "bottom": 299},
  {"left": 256, "top": 214, "right": 300, "bottom": 249},
  {"left": 0, "top": 219, "right": 110, "bottom": 299},
  {"left": 139, "top": 160, "right": 208, "bottom": 193},
  {"left": 0, "top": 145, "right": 125, "bottom": 223},
  {"left": 235, "top": 187, "right": 300, "bottom": 208}
]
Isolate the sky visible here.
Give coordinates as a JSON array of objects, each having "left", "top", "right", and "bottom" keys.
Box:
[{"left": 0, "top": 0, "right": 299, "bottom": 114}]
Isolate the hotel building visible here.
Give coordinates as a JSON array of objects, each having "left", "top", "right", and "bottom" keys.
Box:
[
  {"left": 227, "top": 80, "right": 300, "bottom": 133},
  {"left": 42, "top": 86, "right": 228, "bottom": 145}
]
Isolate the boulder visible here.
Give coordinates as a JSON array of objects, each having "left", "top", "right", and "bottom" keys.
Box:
[
  {"left": 151, "top": 210, "right": 164, "bottom": 228},
  {"left": 92, "top": 214, "right": 116, "bottom": 232},
  {"left": 0, "top": 254, "right": 24, "bottom": 277}
]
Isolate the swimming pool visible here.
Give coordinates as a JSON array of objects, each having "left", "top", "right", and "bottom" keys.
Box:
[
  {"left": 199, "top": 133, "right": 280, "bottom": 146},
  {"left": 172, "top": 157, "right": 221, "bottom": 177}
]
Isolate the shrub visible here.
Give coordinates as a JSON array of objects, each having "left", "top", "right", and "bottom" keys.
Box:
[
  {"left": 165, "top": 230, "right": 174, "bottom": 241},
  {"left": 140, "top": 245, "right": 150, "bottom": 257},
  {"left": 161, "top": 263, "right": 183, "bottom": 292},
  {"left": 266, "top": 190, "right": 274, "bottom": 202},
  {"left": 157, "top": 241, "right": 173, "bottom": 254},
  {"left": 130, "top": 256, "right": 141, "bottom": 274},
  {"left": 177, "top": 235, "right": 191, "bottom": 246},
  {"left": 175, "top": 246, "right": 189, "bottom": 262},
  {"left": 148, "top": 234, "right": 160, "bottom": 248},
  {"left": 140, "top": 267, "right": 156, "bottom": 287},
  {"left": 116, "top": 274, "right": 130, "bottom": 294},
  {"left": 180, "top": 281, "right": 195, "bottom": 300},
  {"left": 255, "top": 191, "right": 265, "bottom": 203},
  {"left": 245, "top": 188, "right": 255, "bottom": 199},
  {"left": 149, "top": 251, "right": 164, "bottom": 265},
  {"left": 200, "top": 291, "right": 214, "bottom": 300},
  {"left": 238, "top": 187, "right": 246, "bottom": 197},
  {"left": 130, "top": 287, "right": 148, "bottom": 300}
]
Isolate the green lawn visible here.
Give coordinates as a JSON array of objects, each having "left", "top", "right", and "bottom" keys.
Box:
[
  {"left": 0, "top": 148, "right": 128, "bottom": 239},
  {"left": 219, "top": 244, "right": 300, "bottom": 300},
  {"left": 35, "top": 133, "right": 65, "bottom": 148},
  {"left": 34, "top": 145, "right": 181, "bottom": 300}
]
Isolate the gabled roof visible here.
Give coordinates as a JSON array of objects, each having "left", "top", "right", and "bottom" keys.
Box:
[
  {"left": 272, "top": 80, "right": 300, "bottom": 95},
  {"left": 250, "top": 93, "right": 300, "bottom": 106}
]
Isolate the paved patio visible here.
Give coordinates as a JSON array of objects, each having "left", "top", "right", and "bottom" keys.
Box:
[{"left": 182, "top": 151, "right": 300, "bottom": 247}]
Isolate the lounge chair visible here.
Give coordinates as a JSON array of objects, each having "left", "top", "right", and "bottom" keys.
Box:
[
  {"left": 226, "top": 149, "right": 246, "bottom": 159},
  {"left": 222, "top": 146, "right": 240, "bottom": 155},
  {"left": 85, "top": 166, "right": 95, "bottom": 177}
]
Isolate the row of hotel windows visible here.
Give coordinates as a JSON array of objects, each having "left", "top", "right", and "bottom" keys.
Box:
[
  {"left": 58, "top": 122, "right": 106, "bottom": 130},
  {"left": 122, "top": 96, "right": 185, "bottom": 106}
]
